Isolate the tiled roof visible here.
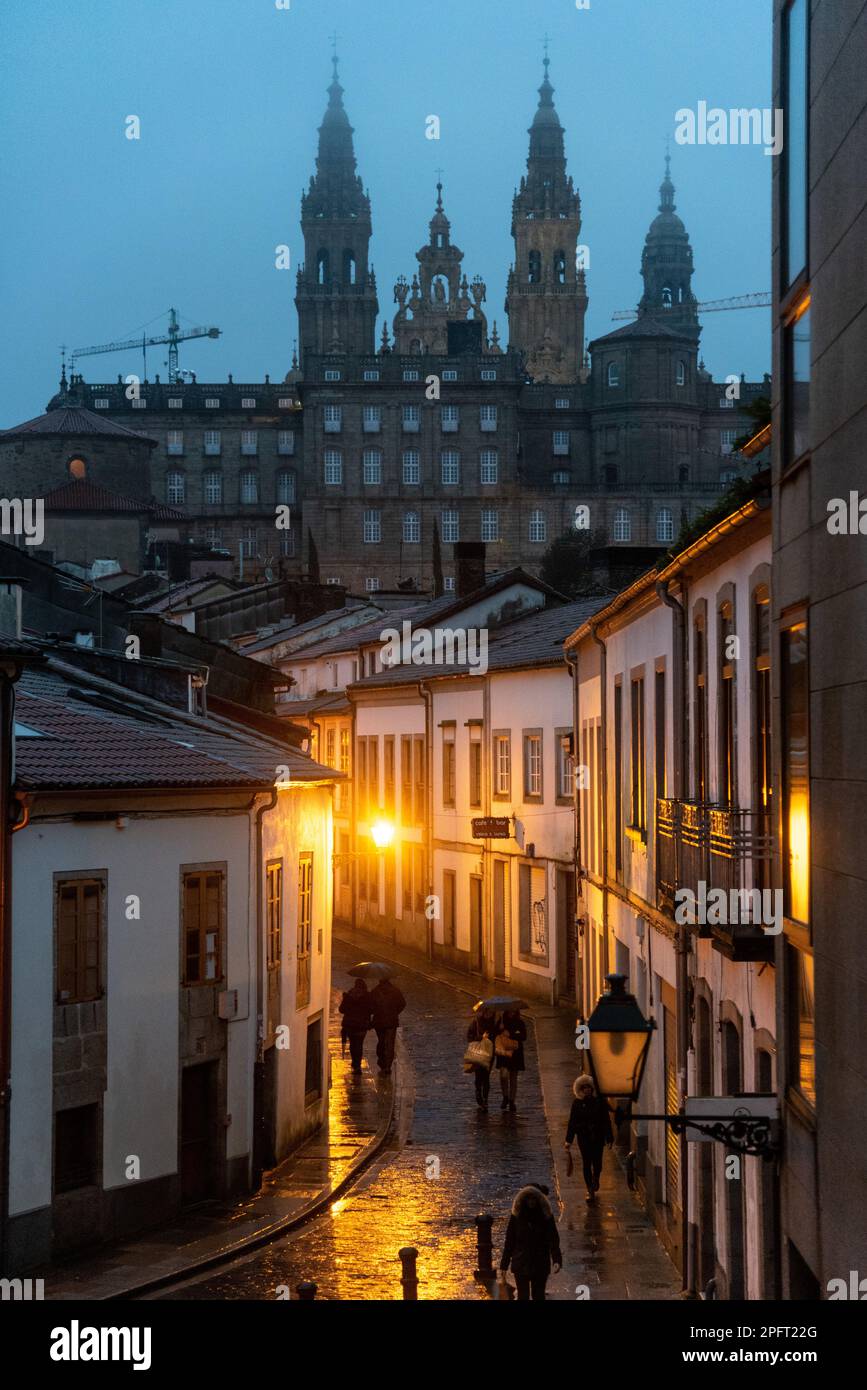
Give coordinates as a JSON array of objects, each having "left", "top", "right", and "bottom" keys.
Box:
[
  {"left": 590, "top": 313, "right": 691, "bottom": 347},
  {"left": 42, "top": 479, "right": 151, "bottom": 513},
  {"left": 240, "top": 603, "right": 372, "bottom": 655},
  {"left": 1, "top": 404, "right": 156, "bottom": 443},
  {"left": 141, "top": 577, "right": 232, "bottom": 612},
  {"left": 275, "top": 693, "right": 351, "bottom": 717},
  {"left": 347, "top": 594, "right": 615, "bottom": 691},
  {"left": 14, "top": 659, "right": 340, "bottom": 793}
]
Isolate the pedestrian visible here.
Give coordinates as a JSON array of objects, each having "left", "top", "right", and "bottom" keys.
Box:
[
  {"left": 495, "top": 1007, "right": 527, "bottom": 1112},
  {"left": 338, "top": 978, "right": 372, "bottom": 1074},
  {"left": 466, "top": 1008, "right": 498, "bottom": 1109},
  {"left": 498, "top": 1183, "right": 562, "bottom": 1301},
  {"left": 368, "top": 975, "right": 406, "bottom": 1075},
  {"left": 564, "top": 1074, "right": 613, "bottom": 1203}
]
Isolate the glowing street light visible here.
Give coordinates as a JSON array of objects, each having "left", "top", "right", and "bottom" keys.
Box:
[
  {"left": 369, "top": 818, "right": 395, "bottom": 851},
  {"left": 585, "top": 974, "right": 656, "bottom": 1102}
]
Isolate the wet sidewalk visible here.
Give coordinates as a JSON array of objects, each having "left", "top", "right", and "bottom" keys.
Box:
[{"left": 40, "top": 952, "right": 395, "bottom": 1300}]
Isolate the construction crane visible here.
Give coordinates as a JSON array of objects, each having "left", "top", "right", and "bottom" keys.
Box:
[
  {"left": 69, "top": 307, "right": 221, "bottom": 383},
  {"left": 611, "top": 292, "right": 771, "bottom": 321}
]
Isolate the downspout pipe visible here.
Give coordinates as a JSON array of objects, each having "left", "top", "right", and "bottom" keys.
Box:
[
  {"left": 656, "top": 576, "right": 695, "bottom": 1297},
  {"left": 564, "top": 647, "right": 583, "bottom": 1016},
  {"left": 418, "top": 682, "right": 434, "bottom": 960},
  {"left": 0, "top": 672, "right": 16, "bottom": 1274},
  {"left": 252, "top": 785, "right": 278, "bottom": 1191},
  {"left": 589, "top": 625, "right": 609, "bottom": 982}
]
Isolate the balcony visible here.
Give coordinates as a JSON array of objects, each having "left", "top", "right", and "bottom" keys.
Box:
[{"left": 656, "top": 798, "right": 775, "bottom": 962}]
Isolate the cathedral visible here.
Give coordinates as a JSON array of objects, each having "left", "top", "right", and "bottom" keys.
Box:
[{"left": 2, "top": 55, "right": 767, "bottom": 594}]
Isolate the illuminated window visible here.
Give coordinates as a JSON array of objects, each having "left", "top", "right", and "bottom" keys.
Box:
[
  {"left": 781, "top": 619, "right": 809, "bottom": 924},
  {"left": 68, "top": 457, "right": 87, "bottom": 479}
]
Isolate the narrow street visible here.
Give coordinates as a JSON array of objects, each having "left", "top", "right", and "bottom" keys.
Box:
[{"left": 160, "top": 939, "right": 678, "bottom": 1301}]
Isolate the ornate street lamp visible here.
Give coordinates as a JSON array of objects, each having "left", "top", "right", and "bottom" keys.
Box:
[
  {"left": 369, "top": 818, "right": 395, "bottom": 851},
  {"left": 585, "top": 973, "right": 655, "bottom": 1102}
]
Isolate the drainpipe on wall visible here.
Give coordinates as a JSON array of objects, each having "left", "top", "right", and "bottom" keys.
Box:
[
  {"left": 656, "top": 576, "right": 695, "bottom": 1297},
  {"left": 0, "top": 670, "right": 16, "bottom": 1275},
  {"left": 589, "top": 625, "right": 610, "bottom": 981},
  {"left": 252, "top": 786, "right": 278, "bottom": 1191},
  {"left": 418, "top": 682, "right": 434, "bottom": 960},
  {"left": 564, "top": 647, "right": 583, "bottom": 1017}
]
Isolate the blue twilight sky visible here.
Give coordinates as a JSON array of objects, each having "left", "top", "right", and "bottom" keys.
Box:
[{"left": 1, "top": 0, "right": 772, "bottom": 425}]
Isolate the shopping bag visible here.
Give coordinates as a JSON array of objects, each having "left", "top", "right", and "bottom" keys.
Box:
[{"left": 464, "top": 1037, "right": 494, "bottom": 1067}]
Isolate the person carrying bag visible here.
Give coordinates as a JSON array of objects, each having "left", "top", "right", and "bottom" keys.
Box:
[{"left": 465, "top": 1009, "right": 498, "bottom": 1109}]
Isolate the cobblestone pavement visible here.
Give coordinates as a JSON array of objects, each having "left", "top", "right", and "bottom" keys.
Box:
[{"left": 162, "top": 938, "right": 558, "bottom": 1301}]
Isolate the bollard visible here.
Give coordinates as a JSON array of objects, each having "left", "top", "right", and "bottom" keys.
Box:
[
  {"left": 398, "top": 1246, "right": 419, "bottom": 1300},
  {"left": 474, "top": 1212, "right": 495, "bottom": 1278},
  {"left": 296, "top": 1281, "right": 317, "bottom": 1301}
]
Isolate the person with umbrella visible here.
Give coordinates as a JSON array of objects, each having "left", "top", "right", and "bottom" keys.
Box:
[
  {"left": 339, "top": 976, "right": 373, "bottom": 1074},
  {"left": 353, "top": 964, "right": 405, "bottom": 1076},
  {"left": 494, "top": 1001, "right": 527, "bottom": 1113},
  {"left": 466, "top": 1003, "right": 499, "bottom": 1110}
]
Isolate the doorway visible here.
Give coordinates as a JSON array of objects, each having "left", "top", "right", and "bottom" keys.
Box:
[
  {"left": 181, "top": 1061, "right": 218, "bottom": 1205},
  {"left": 492, "top": 860, "right": 507, "bottom": 979},
  {"left": 556, "top": 870, "right": 577, "bottom": 1000},
  {"left": 470, "top": 875, "right": 483, "bottom": 974}
]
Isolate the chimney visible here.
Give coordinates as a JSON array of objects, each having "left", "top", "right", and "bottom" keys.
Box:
[
  {"left": 454, "top": 542, "right": 486, "bottom": 598},
  {"left": 0, "top": 579, "right": 25, "bottom": 639},
  {"left": 127, "top": 611, "right": 163, "bottom": 659}
]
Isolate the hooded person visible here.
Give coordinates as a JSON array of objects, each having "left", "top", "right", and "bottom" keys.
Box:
[
  {"left": 498, "top": 1183, "right": 563, "bottom": 1301},
  {"left": 564, "top": 1074, "right": 614, "bottom": 1202},
  {"left": 339, "top": 978, "right": 373, "bottom": 1074}
]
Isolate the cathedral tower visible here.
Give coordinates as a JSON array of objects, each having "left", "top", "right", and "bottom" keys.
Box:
[
  {"left": 295, "top": 56, "right": 378, "bottom": 365},
  {"left": 637, "top": 154, "right": 699, "bottom": 337},
  {"left": 505, "top": 57, "right": 588, "bottom": 383}
]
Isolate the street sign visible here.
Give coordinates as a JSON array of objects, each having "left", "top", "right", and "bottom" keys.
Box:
[
  {"left": 683, "top": 1093, "right": 779, "bottom": 1142},
  {"left": 471, "top": 816, "right": 512, "bottom": 840}
]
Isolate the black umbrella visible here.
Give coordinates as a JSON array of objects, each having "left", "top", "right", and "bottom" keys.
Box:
[
  {"left": 473, "top": 995, "right": 527, "bottom": 1013},
  {"left": 348, "top": 961, "right": 396, "bottom": 981}
]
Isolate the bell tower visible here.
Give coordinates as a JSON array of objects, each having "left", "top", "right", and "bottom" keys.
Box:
[
  {"left": 638, "top": 155, "right": 699, "bottom": 338},
  {"left": 505, "top": 56, "right": 588, "bottom": 383},
  {"left": 295, "top": 54, "right": 378, "bottom": 365}
]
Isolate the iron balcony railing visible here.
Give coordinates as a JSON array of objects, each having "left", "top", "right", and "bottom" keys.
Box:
[{"left": 656, "top": 798, "right": 776, "bottom": 961}]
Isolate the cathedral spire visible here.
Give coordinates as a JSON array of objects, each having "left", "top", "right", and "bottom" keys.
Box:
[{"left": 638, "top": 154, "right": 699, "bottom": 335}]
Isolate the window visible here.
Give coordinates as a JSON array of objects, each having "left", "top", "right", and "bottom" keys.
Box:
[
  {"left": 442, "top": 726, "right": 456, "bottom": 807},
  {"left": 753, "top": 587, "right": 772, "bottom": 845},
  {"left": 413, "top": 735, "right": 426, "bottom": 824},
  {"left": 630, "top": 676, "right": 646, "bottom": 836},
  {"left": 277, "top": 470, "right": 296, "bottom": 504},
  {"left": 557, "top": 730, "right": 573, "bottom": 801},
  {"left": 166, "top": 471, "right": 186, "bottom": 504},
  {"left": 529, "top": 509, "right": 546, "bottom": 543},
  {"left": 403, "top": 511, "right": 420, "bottom": 544},
  {"left": 523, "top": 730, "right": 543, "bottom": 800},
  {"left": 662, "top": 287, "right": 673, "bottom": 310},
  {"left": 241, "top": 397, "right": 256, "bottom": 409},
  {"left": 325, "top": 727, "right": 336, "bottom": 765},
  {"left": 676, "top": 361, "right": 686, "bottom": 386},
  {"left": 402, "top": 369, "right": 420, "bottom": 383},
  {"left": 442, "top": 369, "right": 458, "bottom": 382},
  {"left": 168, "top": 397, "right": 183, "bottom": 409},
  {"left": 481, "top": 508, "right": 499, "bottom": 542},
  {"left": 519, "top": 863, "right": 548, "bottom": 960},
  {"left": 402, "top": 449, "right": 420, "bottom": 484},
  {"left": 93, "top": 398, "right": 110, "bottom": 408},
  {"left": 788, "top": 945, "right": 815, "bottom": 1104},
  {"left": 551, "top": 471, "right": 570, "bottom": 485},
  {"left": 363, "top": 510, "right": 381, "bottom": 544},
  {"left": 553, "top": 430, "right": 570, "bottom": 455},
  {"left": 280, "top": 530, "right": 296, "bottom": 558},
  {"left": 481, "top": 368, "right": 497, "bottom": 381},
  {"left": 205, "top": 397, "right": 220, "bottom": 409},
  {"left": 241, "top": 429, "right": 258, "bottom": 456},
  {"left": 239, "top": 527, "right": 257, "bottom": 560},
  {"left": 492, "top": 733, "right": 511, "bottom": 798},
  {"left": 656, "top": 508, "right": 674, "bottom": 543},
  {"left": 240, "top": 470, "right": 259, "bottom": 503},
  {"left": 782, "top": 0, "right": 809, "bottom": 287},
  {"left": 324, "top": 369, "right": 341, "bottom": 382},
  {"left": 528, "top": 250, "right": 541, "bottom": 283},
  {"left": 266, "top": 861, "right": 282, "bottom": 969},
  {"left": 131, "top": 397, "right": 146, "bottom": 408},
  {"left": 203, "top": 470, "right": 222, "bottom": 504},
  {"left": 402, "top": 404, "right": 420, "bottom": 432},
  {"left": 363, "top": 405, "right": 381, "bottom": 433},
  {"left": 339, "top": 727, "right": 350, "bottom": 776},
  {"left": 56, "top": 878, "right": 102, "bottom": 1002},
  {"left": 443, "top": 576, "right": 455, "bottom": 592},
  {"left": 278, "top": 397, "right": 295, "bottom": 409},
  {"left": 469, "top": 726, "right": 482, "bottom": 807},
  {"left": 324, "top": 449, "right": 343, "bottom": 485},
  {"left": 480, "top": 450, "right": 498, "bottom": 485},
  {"left": 203, "top": 430, "right": 221, "bottom": 455},
  {"left": 441, "top": 450, "right": 460, "bottom": 485},
  {"left": 694, "top": 612, "right": 708, "bottom": 801},
  {"left": 781, "top": 619, "right": 809, "bottom": 925},
  {"left": 204, "top": 526, "right": 222, "bottom": 548},
  {"left": 785, "top": 298, "right": 811, "bottom": 463},
  {"left": 720, "top": 429, "right": 737, "bottom": 454},
  {"left": 54, "top": 1104, "right": 99, "bottom": 1194},
  {"left": 655, "top": 669, "right": 667, "bottom": 800},
  {"left": 363, "top": 369, "right": 380, "bottom": 381},
  {"left": 441, "top": 405, "right": 459, "bottom": 432},
  {"left": 296, "top": 854, "right": 313, "bottom": 1009},
  {"left": 324, "top": 405, "right": 342, "bottom": 433},
  {"left": 166, "top": 430, "right": 184, "bottom": 456},
  {"left": 384, "top": 735, "right": 395, "bottom": 815},
  {"left": 480, "top": 405, "right": 498, "bottom": 432},
  {"left": 555, "top": 397, "right": 570, "bottom": 409},
  {"left": 614, "top": 683, "right": 623, "bottom": 872},
  {"left": 443, "top": 870, "right": 457, "bottom": 946},
  {"left": 718, "top": 599, "right": 736, "bottom": 807},
  {"left": 183, "top": 870, "right": 224, "bottom": 985},
  {"left": 304, "top": 1016, "right": 323, "bottom": 1103},
  {"left": 441, "top": 510, "right": 459, "bottom": 543},
  {"left": 362, "top": 449, "right": 382, "bottom": 485},
  {"left": 326, "top": 576, "right": 341, "bottom": 585},
  {"left": 607, "top": 363, "right": 620, "bottom": 388},
  {"left": 614, "top": 508, "right": 631, "bottom": 542}
]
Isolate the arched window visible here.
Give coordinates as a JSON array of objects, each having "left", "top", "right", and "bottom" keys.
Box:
[
  {"left": 614, "top": 508, "right": 631, "bottom": 541},
  {"left": 166, "top": 470, "right": 185, "bottom": 504},
  {"left": 203, "top": 470, "right": 222, "bottom": 504},
  {"left": 554, "top": 250, "right": 567, "bottom": 284},
  {"left": 276, "top": 470, "right": 295, "bottom": 505},
  {"left": 657, "top": 508, "right": 674, "bottom": 543},
  {"left": 402, "top": 511, "right": 420, "bottom": 544},
  {"left": 607, "top": 362, "right": 620, "bottom": 388},
  {"left": 662, "top": 286, "right": 673, "bottom": 309},
  {"left": 528, "top": 250, "right": 541, "bottom": 284},
  {"left": 240, "top": 470, "right": 259, "bottom": 504},
  {"left": 316, "top": 249, "right": 329, "bottom": 285},
  {"left": 342, "top": 249, "right": 356, "bottom": 285},
  {"left": 676, "top": 360, "right": 686, "bottom": 386},
  {"left": 409, "top": 338, "right": 422, "bottom": 355},
  {"left": 67, "top": 456, "right": 87, "bottom": 479}
]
